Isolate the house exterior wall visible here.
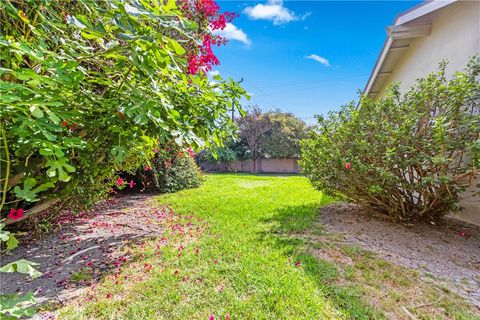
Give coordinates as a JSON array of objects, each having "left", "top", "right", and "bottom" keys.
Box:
[
  {"left": 377, "top": 1, "right": 480, "bottom": 97},
  {"left": 375, "top": 1, "right": 480, "bottom": 224}
]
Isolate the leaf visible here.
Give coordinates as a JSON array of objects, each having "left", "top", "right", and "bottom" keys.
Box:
[
  {"left": 66, "top": 15, "right": 87, "bottom": 29},
  {"left": 17, "top": 10, "right": 30, "bottom": 23},
  {"left": 0, "top": 223, "right": 11, "bottom": 242},
  {"left": 0, "top": 292, "right": 36, "bottom": 318},
  {"left": 165, "top": 38, "right": 185, "bottom": 55},
  {"left": 14, "top": 178, "right": 55, "bottom": 202},
  {"left": 6, "top": 234, "right": 19, "bottom": 251},
  {"left": 0, "top": 260, "right": 42, "bottom": 279},
  {"left": 29, "top": 105, "right": 44, "bottom": 118},
  {"left": 45, "top": 158, "right": 76, "bottom": 182},
  {"left": 111, "top": 146, "right": 128, "bottom": 162}
]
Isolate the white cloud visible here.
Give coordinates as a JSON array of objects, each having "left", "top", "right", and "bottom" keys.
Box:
[
  {"left": 306, "top": 54, "right": 330, "bottom": 67},
  {"left": 243, "top": 0, "right": 299, "bottom": 25},
  {"left": 208, "top": 70, "right": 220, "bottom": 77},
  {"left": 213, "top": 23, "right": 251, "bottom": 45}
]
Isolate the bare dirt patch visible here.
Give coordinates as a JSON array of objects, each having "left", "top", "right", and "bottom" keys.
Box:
[
  {"left": 1, "top": 194, "right": 169, "bottom": 307},
  {"left": 317, "top": 202, "right": 480, "bottom": 308}
]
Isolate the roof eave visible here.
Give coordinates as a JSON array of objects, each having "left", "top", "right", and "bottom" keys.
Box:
[{"left": 362, "top": 0, "right": 458, "bottom": 97}]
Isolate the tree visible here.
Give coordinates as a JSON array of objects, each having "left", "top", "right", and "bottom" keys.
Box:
[
  {"left": 261, "top": 110, "right": 308, "bottom": 158},
  {"left": 236, "top": 107, "right": 271, "bottom": 172}
]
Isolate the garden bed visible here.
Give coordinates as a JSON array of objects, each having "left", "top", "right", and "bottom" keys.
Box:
[{"left": 2, "top": 194, "right": 167, "bottom": 306}]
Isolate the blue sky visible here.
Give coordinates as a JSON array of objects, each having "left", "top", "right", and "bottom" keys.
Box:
[{"left": 212, "top": 0, "right": 420, "bottom": 123}]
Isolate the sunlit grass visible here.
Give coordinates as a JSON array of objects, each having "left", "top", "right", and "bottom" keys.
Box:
[{"left": 57, "top": 174, "right": 477, "bottom": 319}]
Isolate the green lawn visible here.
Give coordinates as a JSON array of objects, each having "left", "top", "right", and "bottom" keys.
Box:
[{"left": 58, "top": 174, "right": 477, "bottom": 319}]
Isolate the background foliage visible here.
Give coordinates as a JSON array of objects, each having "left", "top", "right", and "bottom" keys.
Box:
[
  {"left": 199, "top": 108, "right": 308, "bottom": 169},
  {"left": 301, "top": 58, "right": 480, "bottom": 221}
]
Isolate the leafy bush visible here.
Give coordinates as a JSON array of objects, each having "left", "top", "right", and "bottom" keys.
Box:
[
  {"left": 154, "top": 154, "right": 204, "bottom": 193},
  {"left": 136, "top": 143, "right": 204, "bottom": 193},
  {"left": 0, "top": 0, "right": 246, "bottom": 225},
  {"left": 301, "top": 58, "right": 480, "bottom": 221}
]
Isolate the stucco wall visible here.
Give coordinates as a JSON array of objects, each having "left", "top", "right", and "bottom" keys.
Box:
[
  {"left": 376, "top": 1, "right": 480, "bottom": 224},
  {"left": 377, "top": 1, "right": 480, "bottom": 96},
  {"left": 198, "top": 158, "right": 301, "bottom": 174}
]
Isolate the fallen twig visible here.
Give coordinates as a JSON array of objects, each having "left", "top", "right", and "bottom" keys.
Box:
[
  {"left": 61, "top": 245, "right": 101, "bottom": 263},
  {"left": 401, "top": 306, "right": 419, "bottom": 320},
  {"left": 409, "top": 295, "right": 445, "bottom": 309}
]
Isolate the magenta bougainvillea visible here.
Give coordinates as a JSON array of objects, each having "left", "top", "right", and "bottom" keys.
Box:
[{"left": 180, "top": 0, "right": 237, "bottom": 74}]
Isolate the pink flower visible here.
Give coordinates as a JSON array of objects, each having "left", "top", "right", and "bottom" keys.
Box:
[
  {"left": 144, "top": 263, "right": 153, "bottom": 272},
  {"left": 459, "top": 230, "right": 466, "bottom": 237},
  {"left": 129, "top": 180, "right": 135, "bottom": 189},
  {"left": 116, "top": 177, "right": 124, "bottom": 186},
  {"left": 187, "top": 146, "right": 195, "bottom": 158},
  {"left": 225, "top": 314, "right": 231, "bottom": 320},
  {"left": 209, "top": 316, "right": 215, "bottom": 320},
  {"left": 345, "top": 162, "right": 351, "bottom": 170},
  {"left": 213, "top": 259, "right": 218, "bottom": 265},
  {"left": 154, "top": 147, "right": 159, "bottom": 154},
  {"left": 7, "top": 208, "right": 24, "bottom": 220},
  {"left": 145, "top": 165, "right": 150, "bottom": 171}
]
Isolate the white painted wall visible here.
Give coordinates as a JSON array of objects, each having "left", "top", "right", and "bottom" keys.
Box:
[{"left": 377, "top": 1, "right": 480, "bottom": 224}]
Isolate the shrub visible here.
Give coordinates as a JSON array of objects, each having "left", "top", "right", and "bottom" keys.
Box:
[
  {"left": 146, "top": 144, "right": 204, "bottom": 194},
  {"left": 301, "top": 58, "right": 480, "bottom": 221}
]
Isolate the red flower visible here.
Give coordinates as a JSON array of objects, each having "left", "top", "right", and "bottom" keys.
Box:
[
  {"left": 106, "top": 293, "right": 111, "bottom": 299},
  {"left": 295, "top": 261, "right": 301, "bottom": 268},
  {"left": 61, "top": 120, "right": 68, "bottom": 127},
  {"left": 7, "top": 208, "right": 24, "bottom": 220},
  {"left": 145, "top": 165, "right": 150, "bottom": 171},
  {"left": 345, "top": 162, "right": 351, "bottom": 170},
  {"left": 213, "top": 259, "right": 218, "bottom": 265},
  {"left": 225, "top": 314, "right": 231, "bottom": 320},
  {"left": 116, "top": 177, "right": 124, "bottom": 186},
  {"left": 129, "top": 180, "right": 135, "bottom": 189},
  {"left": 459, "top": 230, "right": 466, "bottom": 237}
]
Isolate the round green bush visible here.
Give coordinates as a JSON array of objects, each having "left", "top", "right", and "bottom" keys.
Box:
[{"left": 301, "top": 58, "right": 480, "bottom": 222}]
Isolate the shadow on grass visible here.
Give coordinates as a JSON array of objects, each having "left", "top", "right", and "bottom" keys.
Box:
[{"left": 260, "top": 199, "right": 385, "bottom": 320}]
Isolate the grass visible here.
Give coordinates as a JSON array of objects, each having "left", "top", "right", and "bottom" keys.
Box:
[{"left": 57, "top": 174, "right": 479, "bottom": 319}]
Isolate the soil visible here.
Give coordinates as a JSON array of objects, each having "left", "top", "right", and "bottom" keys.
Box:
[
  {"left": 1, "top": 193, "right": 166, "bottom": 306},
  {"left": 317, "top": 202, "right": 480, "bottom": 308}
]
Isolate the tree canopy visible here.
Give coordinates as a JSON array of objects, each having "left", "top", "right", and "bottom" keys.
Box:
[
  {"left": 0, "top": 0, "right": 247, "bottom": 223},
  {"left": 199, "top": 108, "right": 308, "bottom": 169}
]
